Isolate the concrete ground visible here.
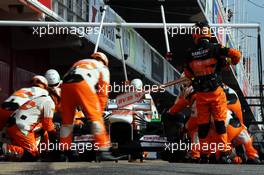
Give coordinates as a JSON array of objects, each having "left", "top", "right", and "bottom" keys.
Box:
[{"left": 0, "top": 160, "right": 263, "bottom": 175}]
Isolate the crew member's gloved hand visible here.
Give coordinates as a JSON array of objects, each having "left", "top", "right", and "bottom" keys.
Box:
[
  {"left": 54, "top": 122, "right": 61, "bottom": 131},
  {"left": 227, "top": 48, "right": 241, "bottom": 65},
  {"left": 161, "top": 109, "right": 174, "bottom": 122},
  {"left": 182, "top": 87, "right": 193, "bottom": 99},
  {"left": 226, "top": 58, "right": 232, "bottom": 65},
  {"left": 48, "top": 130, "right": 58, "bottom": 143},
  {"left": 48, "top": 123, "right": 60, "bottom": 143}
]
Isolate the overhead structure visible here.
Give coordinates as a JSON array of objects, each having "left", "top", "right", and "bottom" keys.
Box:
[{"left": 0, "top": 21, "right": 260, "bottom": 28}]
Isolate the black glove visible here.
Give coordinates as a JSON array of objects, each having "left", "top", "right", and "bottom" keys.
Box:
[{"left": 48, "top": 129, "right": 59, "bottom": 143}]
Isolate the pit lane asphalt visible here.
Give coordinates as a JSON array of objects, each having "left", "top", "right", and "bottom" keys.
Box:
[{"left": 0, "top": 161, "right": 263, "bottom": 175}]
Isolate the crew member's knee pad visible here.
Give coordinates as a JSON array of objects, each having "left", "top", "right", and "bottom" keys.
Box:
[
  {"left": 60, "top": 125, "right": 73, "bottom": 138},
  {"left": 92, "top": 121, "right": 103, "bottom": 135},
  {"left": 198, "top": 123, "right": 210, "bottom": 139},
  {"left": 214, "top": 121, "right": 226, "bottom": 134}
]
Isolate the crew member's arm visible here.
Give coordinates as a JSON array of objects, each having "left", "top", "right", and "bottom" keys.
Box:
[
  {"left": 220, "top": 45, "right": 241, "bottom": 65},
  {"left": 42, "top": 100, "right": 58, "bottom": 143},
  {"left": 42, "top": 100, "right": 55, "bottom": 132},
  {"left": 226, "top": 87, "right": 244, "bottom": 124},
  {"left": 168, "top": 96, "right": 189, "bottom": 115},
  {"left": 97, "top": 67, "right": 110, "bottom": 112}
]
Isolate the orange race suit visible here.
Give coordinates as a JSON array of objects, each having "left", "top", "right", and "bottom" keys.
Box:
[
  {"left": 207, "top": 110, "right": 259, "bottom": 162},
  {"left": 169, "top": 86, "right": 258, "bottom": 162},
  {"left": 60, "top": 59, "right": 110, "bottom": 151},
  {"left": 1, "top": 88, "right": 56, "bottom": 161},
  {"left": 0, "top": 86, "right": 48, "bottom": 130},
  {"left": 168, "top": 89, "right": 199, "bottom": 160},
  {"left": 223, "top": 85, "right": 244, "bottom": 124},
  {"left": 183, "top": 43, "right": 241, "bottom": 154}
]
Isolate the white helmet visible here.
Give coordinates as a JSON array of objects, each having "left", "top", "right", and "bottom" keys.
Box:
[
  {"left": 91, "top": 52, "right": 109, "bottom": 67},
  {"left": 32, "top": 75, "right": 48, "bottom": 89},
  {"left": 45, "top": 69, "right": 61, "bottom": 87},
  {"left": 131, "top": 78, "right": 143, "bottom": 90}
]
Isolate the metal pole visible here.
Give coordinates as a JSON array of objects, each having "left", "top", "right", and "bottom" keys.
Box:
[
  {"left": 257, "top": 28, "right": 264, "bottom": 123},
  {"left": 234, "top": 0, "right": 238, "bottom": 48},
  {"left": 160, "top": 5, "right": 171, "bottom": 54},
  {"left": 94, "top": 5, "right": 107, "bottom": 53},
  {"left": 0, "top": 21, "right": 260, "bottom": 28},
  {"left": 116, "top": 28, "right": 128, "bottom": 81},
  {"left": 245, "top": 96, "right": 262, "bottom": 99},
  {"left": 226, "top": 0, "right": 229, "bottom": 22}
]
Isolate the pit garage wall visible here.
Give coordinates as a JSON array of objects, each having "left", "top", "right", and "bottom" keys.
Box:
[
  {"left": 0, "top": 28, "right": 49, "bottom": 103},
  {"left": 0, "top": 61, "right": 10, "bottom": 102},
  {"left": 0, "top": 0, "right": 53, "bottom": 102}
]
